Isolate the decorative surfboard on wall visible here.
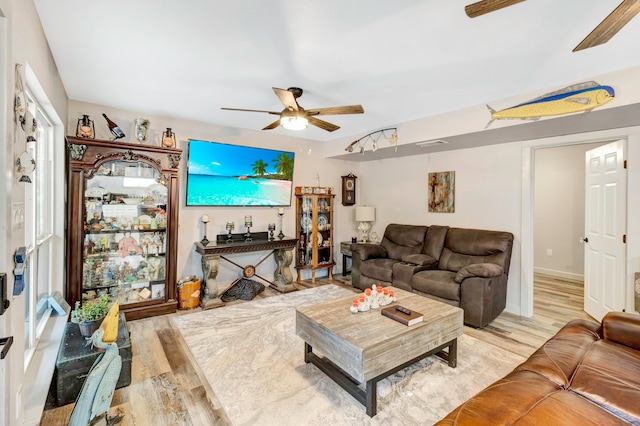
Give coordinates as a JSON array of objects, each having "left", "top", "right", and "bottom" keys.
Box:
[{"left": 485, "top": 81, "right": 615, "bottom": 128}]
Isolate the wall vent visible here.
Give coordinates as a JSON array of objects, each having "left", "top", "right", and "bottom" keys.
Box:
[{"left": 416, "top": 140, "right": 449, "bottom": 147}]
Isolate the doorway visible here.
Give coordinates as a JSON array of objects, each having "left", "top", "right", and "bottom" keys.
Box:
[
  {"left": 521, "top": 134, "right": 630, "bottom": 319},
  {"left": 532, "top": 143, "right": 605, "bottom": 317}
]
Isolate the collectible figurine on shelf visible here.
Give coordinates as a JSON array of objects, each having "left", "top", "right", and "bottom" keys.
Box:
[
  {"left": 100, "top": 235, "right": 109, "bottom": 252},
  {"left": 118, "top": 232, "right": 143, "bottom": 257},
  {"left": 88, "top": 212, "right": 102, "bottom": 229}
]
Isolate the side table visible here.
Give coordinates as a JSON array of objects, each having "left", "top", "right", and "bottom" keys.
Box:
[{"left": 340, "top": 241, "right": 353, "bottom": 276}]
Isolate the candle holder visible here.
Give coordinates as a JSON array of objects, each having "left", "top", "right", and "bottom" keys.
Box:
[
  {"left": 244, "top": 216, "right": 253, "bottom": 242},
  {"left": 201, "top": 215, "right": 210, "bottom": 246},
  {"left": 268, "top": 223, "right": 276, "bottom": 241},
  {"left": 278, "top": 210, "right": 285, "bottom": 240},
  {"left": 225, "top": 221, "right": 235, "bottom": 243}
]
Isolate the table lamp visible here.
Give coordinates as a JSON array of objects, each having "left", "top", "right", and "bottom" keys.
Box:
[{"left": 355, "top": 206, "right": 375, "bottom": 242}]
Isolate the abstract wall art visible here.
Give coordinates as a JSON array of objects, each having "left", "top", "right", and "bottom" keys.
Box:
[{"left": 428, "top": 171, "right": 455, "bottom": 213}]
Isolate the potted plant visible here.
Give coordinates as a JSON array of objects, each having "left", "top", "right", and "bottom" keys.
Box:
[{"left": 71, "top": 295, "right": 111, "bottom": 338}]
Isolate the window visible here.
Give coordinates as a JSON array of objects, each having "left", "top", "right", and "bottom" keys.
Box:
[{"left": 23, "top": 90, "right": 55, "bottom": 368}]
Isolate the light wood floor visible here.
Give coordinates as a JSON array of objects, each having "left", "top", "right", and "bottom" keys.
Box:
[{"left": 40, "top": 273, "right": 594, "bottom": 425}]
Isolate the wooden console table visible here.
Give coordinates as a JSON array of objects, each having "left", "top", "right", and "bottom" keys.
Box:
[{"left": 194, "top": 232, "right": 298, "bottom": 309}]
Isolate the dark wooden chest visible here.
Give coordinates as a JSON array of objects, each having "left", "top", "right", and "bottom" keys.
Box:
[{"left": 54, "top": 313, "right": 132, "bottom": 406}]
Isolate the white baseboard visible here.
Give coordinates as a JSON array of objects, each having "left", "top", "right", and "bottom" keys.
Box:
[
  {"left": 534, "top": 267, "right": 583, "bottom": 281},
  {"left": 505, "top": 302, "right": 522, "bottom": 317}
]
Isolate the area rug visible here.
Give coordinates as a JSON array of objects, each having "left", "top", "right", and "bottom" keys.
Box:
[{"left": 172, "top": 285, "right": 526, "bottom": 425}]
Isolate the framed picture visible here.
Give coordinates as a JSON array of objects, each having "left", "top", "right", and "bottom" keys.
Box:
[
  {"left": 428, "top": 171, "right": 455, "bottom": 213},
  {"left": 152, "top": 283, "right": 165, "bottom": 300}
]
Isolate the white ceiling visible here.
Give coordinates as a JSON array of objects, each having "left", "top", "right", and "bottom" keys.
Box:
[{"left": 34, "top": 0, "right": 640, "bottom": 143}]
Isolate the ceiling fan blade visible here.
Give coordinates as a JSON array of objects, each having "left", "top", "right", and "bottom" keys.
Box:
[
  {"left": 221, "top": 107, "right": 280, "bottom": 115},
  {"left": 308, "top": 116, "right": 340, "bottom": 132},
  {"left": 273, "top": 87, "right": 298, "bottom": 111},
  {"left": 465, "top": 0, "right": 525, "bottom": 18},
  {"left": 306, "top": 105, "right": 364, "bottom": 116},
  {"left": 262, "top": 120, "right": 281, "bottom": 130},
  {"left": 573, "top": 0, "right": 640, "bottom": 52}
]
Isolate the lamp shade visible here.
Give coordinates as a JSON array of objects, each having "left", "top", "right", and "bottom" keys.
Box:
[{"left": 355, "top": 206, "right": 375, "bottom": 222}]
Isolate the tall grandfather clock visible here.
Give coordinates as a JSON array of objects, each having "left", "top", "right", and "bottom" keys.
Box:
[{"left": 341, "top": 174, "right": 357, "bottom": 206}]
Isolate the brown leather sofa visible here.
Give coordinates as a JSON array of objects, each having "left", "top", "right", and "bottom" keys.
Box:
[
  {"left": 436, "top": 311, "right": 640, "bottom": 425},
  {"left": 350, "top": 224, "right": 513, "bottom": 328}
]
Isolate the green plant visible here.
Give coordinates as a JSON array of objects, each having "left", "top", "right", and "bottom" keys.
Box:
[{"left": 70, "top": 295, "right": 110, "bottom": 323}]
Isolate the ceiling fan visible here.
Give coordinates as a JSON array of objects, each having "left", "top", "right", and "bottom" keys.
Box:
[
  {"left": 465, "top": 0, "right": 640, "bottom": 51},
  {"left": 221, "top": 87, "right": 364, "bottom": 132}
]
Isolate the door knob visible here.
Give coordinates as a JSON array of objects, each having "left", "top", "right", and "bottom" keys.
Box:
[{"left": 579, "top": 237, "right": 589, "bottom": 243}]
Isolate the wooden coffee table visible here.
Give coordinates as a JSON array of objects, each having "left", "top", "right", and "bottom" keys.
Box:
[{"left": 295, "top": 286, "right": 463, "bottom": 417}]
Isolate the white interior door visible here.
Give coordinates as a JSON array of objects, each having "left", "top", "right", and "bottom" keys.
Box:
[{"left": 584, "top": 140, "right": 626, "bottom": 321}]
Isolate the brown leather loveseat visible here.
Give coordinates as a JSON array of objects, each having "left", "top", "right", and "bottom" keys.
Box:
[
  {"left": 436, "top": 311, "right": 640, "bottom": 425},
  {"left": 350, "top": 224, "right": 514, "bottom": 328}
]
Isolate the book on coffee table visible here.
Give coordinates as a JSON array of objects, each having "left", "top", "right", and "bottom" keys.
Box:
[{"left": 381, "top": 305, "right": 424, "bottom": 326}]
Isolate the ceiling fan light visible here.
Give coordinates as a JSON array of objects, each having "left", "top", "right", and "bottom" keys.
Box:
[{"left": 280, "top": 116, "right": 308, "bottom": 131}]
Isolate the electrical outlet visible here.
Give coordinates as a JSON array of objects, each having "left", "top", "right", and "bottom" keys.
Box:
[{"left": 546, "top": 249, "right": 553, "bottom": 256}]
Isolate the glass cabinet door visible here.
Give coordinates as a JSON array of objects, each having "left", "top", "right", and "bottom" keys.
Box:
[
  {"left": 83, "top": 159, "right": 169, "bottom": 306},
  {"left": 298, "top": 196, "right": 313, "bottom": 265},
  {"left": 316, "top": 195, "right": 332, "bottom": 265}
]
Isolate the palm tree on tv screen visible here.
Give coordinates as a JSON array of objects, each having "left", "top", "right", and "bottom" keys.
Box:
[
  {"left": 251, "top": 159, "right": 268, "bottom": 176},
  {"left": 272, "top": 153, "right": 294, "bottom": 180}
]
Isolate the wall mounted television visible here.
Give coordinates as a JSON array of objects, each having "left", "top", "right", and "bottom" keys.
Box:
[{"left": 186, "top": 139, "right": 295, "bottom": 207}]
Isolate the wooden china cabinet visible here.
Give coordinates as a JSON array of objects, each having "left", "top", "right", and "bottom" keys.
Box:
[
  {"left": 295, "top": 186, "right": 335, "bottom": 283},
  {"left": 65, "top": 136, "right": 182, "bottom": 320}
]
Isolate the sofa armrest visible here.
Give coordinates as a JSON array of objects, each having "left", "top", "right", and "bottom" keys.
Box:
[
  {"left": 454, "top": 263, "right": 504, "bottom": 284},
  {"left": 351, "top": 243, "right": 387, "bottom": 261},
  {"left": 602, "top": 311, "right": 640, "bottom": 351},
  {"left": 401, "top": 254, "right": 437, "bottom": 267}
]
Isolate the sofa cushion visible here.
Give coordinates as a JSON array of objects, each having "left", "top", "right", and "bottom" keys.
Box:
[
  {"left": 515, "top": 319, "right": 600, "bottom": 388},
  {"left": 454, "top": 263, "right": 503, "bottom": 283},
  {"left": 411, "top": 270, "right": 460, "bottom": 303},
  {"left": 440, "top": 371, "right": 628, "bottom": 426},
  {"left": 423, "top": 225, "right": 449, "bottom": 260},
  {"left": 438, "top": 228, "right": 514, "bottom": 273},
  {"left": 401, "top": 253, "right": 437, "bottom": 267},
  {"left": 437, "top": 370, "right": 564, "bottom": 425},
  {"left": 519, "top": 389, "right": 630, "bottom": 426},
  {"left": 570, "top": 340, "right": 640, "bottom": 422},
  {"left": 380, "top": 224, "right": 427, "bottom": 261},
  {"left": 359, "top": 258, "right": 397, "bottom": 283}
]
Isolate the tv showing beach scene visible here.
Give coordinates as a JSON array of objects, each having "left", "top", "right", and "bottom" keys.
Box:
[{"left": 186, "top": 140, "right": 295, "bottom": 206}]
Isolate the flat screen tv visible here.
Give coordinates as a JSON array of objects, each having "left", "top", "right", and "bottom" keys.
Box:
[{"left": 186, "top": 139, "right": 295, "bottom": 206}]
